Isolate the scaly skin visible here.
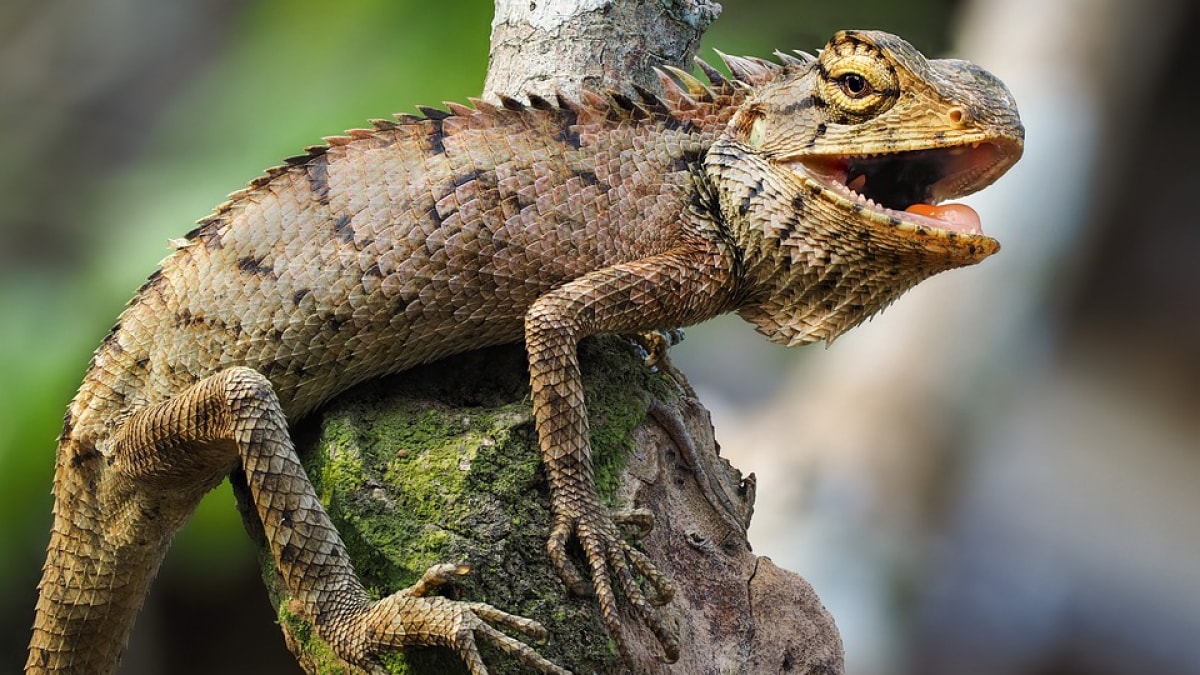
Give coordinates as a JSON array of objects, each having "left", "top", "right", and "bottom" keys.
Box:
[{"left": 27, "top": 30, "right": 1023, "bottom": 674}]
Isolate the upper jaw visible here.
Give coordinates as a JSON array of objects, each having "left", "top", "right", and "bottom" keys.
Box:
[{"left": 783, "top": 135, "right": 1023, "bottom": 238}]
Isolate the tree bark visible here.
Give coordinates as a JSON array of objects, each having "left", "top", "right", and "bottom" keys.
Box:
[
  {"left": 238, "top": 1, "right": 845, "bottom": 673},
  {"left": 485, "top": 0, "right": 720, "bottom": 100}
]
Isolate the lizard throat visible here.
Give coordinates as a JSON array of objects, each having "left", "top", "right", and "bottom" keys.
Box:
[{"left": 787, "top": 142, "right": 1010, "bottom": 237}]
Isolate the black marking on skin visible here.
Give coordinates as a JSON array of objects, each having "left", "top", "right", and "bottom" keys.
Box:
[
  {"left": 184, "top": 217, "right": 225, "bottom": 251},
  {"left": 279, "top": 542, "right": 299, "bottom": 564},
  {"left": 427, "top": 119, "right": 447, "bottom": 155},
  {"left": 425, "top": 203, "right": 449, "bottom": 226},
  {"left": 779, "top": 95, "right": 826, "bottom": 115},
  {"left": 364, "top": 263, "right": 383, "bottom": 278},
  {"left": 292, "top": 288, "right": 311, "bottom": 306},
  {"left": 775, "top": 217, "right": 798, "bottom": 242},
  {"left": 59, "top": 412, "right": 74, "bottom": 443},
  {"left": 503, "top": 191, "right": 534, "bottom": 213},
  {"left": 237, "top": 256, "right": 274, "bottom": 276},
  {"left": 333, "top": 214, "right": 354, "bottom": 244},
  {"left": 791, "top": 194, "right": 805, "bottom": 211},
  {"left": 738, "top": 178, "right": 766, "bottom": 217},
  {"left": 452, "top": 169, "right": 485, "bottom": 189},
  {"left": 805, "top": 122, "right": 829, "bottom": 149},
  {"left": 98, "top": 328, "right": 125, "bottom": 355},
  {"left": 307, "top": 157, "right": 330, "bottom": 205},
  {"left": 326, "top": 315, "right": 347, "bottom": 332},
  {"left": 556, "top": 125, "right": 582, "bottom": 150},
  {"left": 660, "top": 114, "right": 698, "bottom": 135},
  {"left": 554, "top": 105, "right": 583, "bottom": 149},
  {"left": 573, "top": 169, "right": 599, "bottom": 186},
  {"left": 669, "top": 149, "right": 704, "bottom": 173},
  {"left": 68, "top": 442, "right": 101, "bottom": 468},
  {"left": 174, "top": 308, "right": 197, "bottom": 328},
  {"left": 281, "top": 508, "right": 294, "bottom": 528},
  {"left": 887, "top": 216, "right": 902, "bottom": 228},
  {"left": 135, "top": 269, "right": 165, "bottom": 298}
]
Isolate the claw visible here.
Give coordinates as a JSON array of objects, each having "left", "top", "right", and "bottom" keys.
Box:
[
  {"left": 625, "top": 329, "right": 684, "bottom": 371},
  {"left": 361, "top": 563, "right": 572, "bottom": 674},
  {"left": 405, "top": 562, "right": 471, "bottom": 597},
  {"left": 546, "top": 502, "right": 680, "bottom": 667},
  {"left": 547, "top": 516, "right": 595, "bottom": 596}
]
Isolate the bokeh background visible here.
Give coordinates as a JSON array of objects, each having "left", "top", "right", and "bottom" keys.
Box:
[{"left": 2, "top": 0, "right": 1197, "bottom": 673}]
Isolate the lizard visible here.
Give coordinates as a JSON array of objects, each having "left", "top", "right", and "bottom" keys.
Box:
[{"left": 26, "top": 29, "right": 1023, "bottom": 675}]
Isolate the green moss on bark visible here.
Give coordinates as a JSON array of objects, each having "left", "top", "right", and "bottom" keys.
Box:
[{"left": 246, "top": 337, "right": 671, "bottom": 673}]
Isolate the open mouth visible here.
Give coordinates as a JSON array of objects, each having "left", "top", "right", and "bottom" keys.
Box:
[{"left": 788, "top": 142, "right": 1012, "bottom": 237}]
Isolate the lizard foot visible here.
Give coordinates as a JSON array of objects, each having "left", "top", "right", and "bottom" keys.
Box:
[
  {"left": 625, "top": 329, "right": 685, "bottom": 371},
  {"left": 546, "top": 502, "right": 680, "bottom": 663},
  {"left": 357, "top": 563, "right": 572, "bottom": 675}
]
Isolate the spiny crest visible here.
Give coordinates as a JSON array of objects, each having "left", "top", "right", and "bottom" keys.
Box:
[
  {"left": 186, "top": 48, "right": 802, "bottom": 245},
  {"left": 655, "top": 50, "right": 794, "bottom": 111}
]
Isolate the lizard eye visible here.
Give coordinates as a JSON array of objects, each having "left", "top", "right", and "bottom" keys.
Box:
[
  {"left": 816, "top": 38, "right": 900, "bottom": 123},
  {"left": 837, "top": 73, "right": 871, "bottom": 98}
]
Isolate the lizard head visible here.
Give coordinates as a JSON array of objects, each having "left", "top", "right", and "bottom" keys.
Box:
[{"left": 709, "top": 30, "right": 1025, "bottom": 345}]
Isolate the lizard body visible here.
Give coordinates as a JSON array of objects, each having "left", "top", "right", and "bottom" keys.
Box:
[{"left": 27, "top": 30, "right": 1022, "bottom": 674}]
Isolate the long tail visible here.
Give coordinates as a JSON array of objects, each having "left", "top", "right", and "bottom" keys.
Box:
[{"left": 25, "top": 437, "right": 183, "bottom": 674}]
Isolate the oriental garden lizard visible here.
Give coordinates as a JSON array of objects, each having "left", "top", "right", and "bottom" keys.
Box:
[{"left": 26, "top": 30, "right": 1023, "bottom": 674}]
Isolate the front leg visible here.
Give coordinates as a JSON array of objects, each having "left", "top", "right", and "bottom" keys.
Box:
[{"left": 524, "top": 242, "right": 735, "bottom": 664}]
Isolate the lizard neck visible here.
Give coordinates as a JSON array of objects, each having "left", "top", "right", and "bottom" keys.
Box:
[{"left": 707, "top": 138, "right": 945, "bottom": 346}]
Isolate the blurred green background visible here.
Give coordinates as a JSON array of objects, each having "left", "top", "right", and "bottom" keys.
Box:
[{"left": 4, "top": 1, "right": 1198, "bottom": 674}]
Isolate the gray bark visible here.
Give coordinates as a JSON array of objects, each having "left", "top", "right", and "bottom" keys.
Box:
[{"left": 485, "top": 0, "right": 720, "bottom": 100}]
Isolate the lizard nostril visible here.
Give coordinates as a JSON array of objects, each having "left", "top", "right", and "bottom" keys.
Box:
[{"left": 948, "top": 106, "right": 969, "bottom": 126}]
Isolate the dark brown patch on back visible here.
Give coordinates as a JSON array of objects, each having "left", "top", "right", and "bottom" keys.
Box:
[
  {"left": 452, "top": 169, "right": 485, "bottom": 189},
  {"left": 660, "top": 114, "right": 699, "bottom": 134},
  {"left": 237, "top": 256, "right": 275, "bottom": 276},
  {"left": 426, "top": 119, "right": 447, "bottom": 155},
  {"left": 333, "top": 214, "right": 355, "bottom": 244},
  {"left": 669, "top": 149, "right": 704, "bottom": 174},
  {"left": 67, "top": 441, "right": 102, "bottom": 468},
  {"left": 573, "top": 169, "right": 599, "bottom": 186},
  {"left": 555, "top": 111, "right": 582, "bottom": 149},
  {"left": 184, "top": 216, "right": 225, "bottom": 251},
  {"left": 306, "top": 157, "right": 330, "bottom": 205}
]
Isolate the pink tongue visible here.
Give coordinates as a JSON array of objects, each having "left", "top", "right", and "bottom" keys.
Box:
[{"left": 905, "top": 203, "right": 982, "bottom": 235}]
